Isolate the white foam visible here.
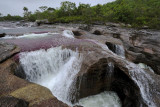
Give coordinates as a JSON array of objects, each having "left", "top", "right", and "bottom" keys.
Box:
[
  {"left": 115, "top": 45, "right": 125, "bottom": 58},
  {"left": 86, "top": 39, "right": 157, "bottom": 107},
  {"left": 62, "top": 30, "right": 74, "bottom": 38},
  {"left": 19, "top": 47, "right": 83, "bottom": 105},
  {"left": 1, "top": 32, "right": 59, "bottom": 39},
  {"left": 77, "top": 91, "right": 121, "bottom": 107},
  {"left": 127, "top": 62, "right": 156, "bottom": 107}
]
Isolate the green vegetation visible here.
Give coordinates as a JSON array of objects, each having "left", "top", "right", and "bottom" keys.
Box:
[
  {"left": 0, "top": 14, "right": 23, "bottom": 21},
  {"left": 0, "top": 0, "right": 160, "bottom": 29}
]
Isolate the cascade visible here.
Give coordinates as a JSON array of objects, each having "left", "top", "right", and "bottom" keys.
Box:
[
  {"left": 19, "top": 46, "right": 83, "bottom": 105},
  {"left": 115, "top": 45, "right": 125, "bottom": 58},
  {"left": 127, "top": 62, "right": 157, "bottom": 107},
  {"left": 86, "top": 39, "right": 157, "bottom": 107},
  {"left": 62, "top": 30, "right": 75, "bottom": 38}
]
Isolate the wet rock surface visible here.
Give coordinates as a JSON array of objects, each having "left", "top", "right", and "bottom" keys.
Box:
[
  {"left": 0, "top": 42, "right": 20, "bottom": 63},
  {"left": 0, "top": 23, "right": 160, "bottom": 107}
]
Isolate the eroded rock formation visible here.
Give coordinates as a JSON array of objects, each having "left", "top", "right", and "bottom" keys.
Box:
[{"left": 0, "top": 23, "right": 160, "bottom": 107}]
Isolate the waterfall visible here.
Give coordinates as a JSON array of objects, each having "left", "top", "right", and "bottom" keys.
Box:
[
  {"left": 127, "top": 62, "right": 157, "bottom": 107},
  {"left": 62, "top": 30, "right": 75, "bottom": 38},
  {"left": 86, "top": 39, "right": 125, "bottom": 58},
  {"left": 19, "top": 46, "right": 83, "bottom": 105},
  {"left": 86, "top": 39, "right": 157, "bottom": 107},
  {"left": 78, "top": 91, "right": 121, "bottom": 107},
  {"left": 115, "top": 45, "right": 125, "bottom": 58},
  {"left": 107, "top": 62, "right": 114, "bottom": 89}
]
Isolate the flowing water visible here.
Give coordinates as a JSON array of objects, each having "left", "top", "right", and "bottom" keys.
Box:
[
  {"left": 127, "top": 62, "right": 157, "bottom": 107},
  {"left": 19, "top": 47, "right": 83, "bottom": 105},
  {"left": 11, "top": 30, "right": 157, "bottom": 107},
  {"left": 62, "top": 30, "right": 75, "bottom": 38},
  {"left": 115, "top": 45, "right": 125, "bottom": 58},
  {"left": 1, "top": 32, "right": 59, "bottom": 39},
  {"left": 86, "top": 38, "right": 157, "bottom": 107},
  {"left": 19, "top": 46, "right": 122, "bottom": 107},
  {"left": 78, "top": 91, "right": 121, "bottom": 107}
]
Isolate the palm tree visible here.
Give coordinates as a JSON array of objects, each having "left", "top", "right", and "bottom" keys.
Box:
[{"left": 23, "top": 7, "right": 28, "bottom": 12}]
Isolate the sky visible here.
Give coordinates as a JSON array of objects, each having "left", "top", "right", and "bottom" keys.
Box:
[{"left": 0, "top": 0, "right": 115, "bottom": 16}]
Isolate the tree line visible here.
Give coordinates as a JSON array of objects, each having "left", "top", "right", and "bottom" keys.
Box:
[{"left": 0, "top": 0, "right": 160, "bottom": 29}]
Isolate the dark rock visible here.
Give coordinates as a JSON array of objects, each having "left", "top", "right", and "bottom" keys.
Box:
[
  {"left": 35, "top": 19, "right": 49, "bottom": 26},
  {"left": 105, "top": 42, "right": 117, "bottom": 53},
  {"left": 79, "top": 25, "right": 91, "bottom": 31},
  {"left": 93, "top": 30, "right": 102, "bottom": 35},
  {"left": 0, "top": 33, "right": 6, "bottom": 38},
  {"left": 112, "top": 33, "right": 121, "bottom": 39},
  {"left": 72, "top": 30, "right": 83, "bottom": 36},
  {"left": 0, "top": 96, "right": 29, "bottom": 107}
]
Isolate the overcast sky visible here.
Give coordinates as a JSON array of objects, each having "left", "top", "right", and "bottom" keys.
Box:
[{"left": 0, "top": 0, "right": 115, "bottom": 16}]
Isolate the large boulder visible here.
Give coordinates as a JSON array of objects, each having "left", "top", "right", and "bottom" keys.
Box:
[
  {"left": 10, "top": 84, "right": 68, "bottom": 107},
  {"left": 71, "top": 46, "right": 160, "bottom": 107},
  {"left": 0, "top": 96, "right": 29, "bottom": 107},
  {"left": 0, "top": 42, "right": 20, "bottom": 63}
]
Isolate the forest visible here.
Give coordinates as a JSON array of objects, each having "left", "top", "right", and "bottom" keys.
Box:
[{"left": 0, "top": 0, "right": 160, "bottom": 29}]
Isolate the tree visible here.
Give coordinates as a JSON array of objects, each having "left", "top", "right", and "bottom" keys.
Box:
[
  {"left": 0, "top": 13, "right": 2, "bottom": 17},
  {"left": 39, "top": 6, "right": 48, "bottom": 12},
  {"left": 60, "top": 1, "right": 76, "bottom": 16},
  {"left": 77, "top": 3, "right": 90, "bottom": 15},
  {"left": 23, "top": 7, "right": 31, "bottom": 20},
  {"left": 47, "top": 7, "right": 55, "bottom": 12},
  {"left": 23, "top": 7, "right": 28, "bottom": 13}
]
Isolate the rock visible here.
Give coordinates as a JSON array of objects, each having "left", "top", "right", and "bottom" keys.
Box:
[
  {"left": 92, "top": 21, "right": 104, "bottom": 25},
  {"left": 0, "top": 42, "right": 69, "bottom": 107},
  {"left": 0, "top": 66, "right": 68, "bottom": 107},
  {"left": 10, "top": 84, "right": 69, "bottom": 107},
  {"left": 105, "top": 42, "right": 117, "bottom": 53},
  {"left": 93, "top": 30, "right": 102, "bottom": 35},
  {"left": 142, "top": 26, "right": 149, "bottom": 29},
  {"left": 35, "top": 19, "right": 49, "bottom": 26},
  {"left": 0, "top": 42, "right": 20, "bottom": 63},
  {"left": 72, "top": 30, "right": 84, "bottom": 37},
  {"left": 1, "top": 23, "right": 160, "bottom": 107},
  {"left": 79, "top": 24, "right": 91, "bottom": 31},
  {"left": 0, "top": 33, "right": 6, "bottom": 38},
  {"left": 72, "top": 47, "right": 160, "bottom": 107},
  {"left": 126, "top": 24, "right": 132, "bottom": 27},
  {"left": 105, "top": 22, "right": 120, "bottom": 27},
  {"left": 0, "top": 96, "right": 29, "bottom": 107},
  {"left": 112, "top": 33, "right": 121, "bottom": 39},
  {"left": 125, "top": 30, "right": 160, "bottom": 74}
]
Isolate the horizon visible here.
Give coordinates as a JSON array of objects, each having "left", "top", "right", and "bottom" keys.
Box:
[{"left": 0, "top": 0, "right": 115, "bottom": 16}]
